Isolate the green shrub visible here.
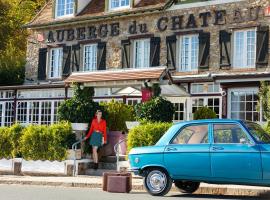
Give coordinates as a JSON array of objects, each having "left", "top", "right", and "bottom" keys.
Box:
[
  {"left": 58, "top": 84, "right": 105, "bottom": 123},
  {"left": 135, "top": 97, "right": 175, "bottom": 122},
  {"left": 101, "top": 100, "right": 135, "bottom": 132},
  {"left": 20, "top": 122, "right": 72, "bottom": 161},
  {"left": 0, "top": 127, "right": 13, "bottom": 159},
  {"left": 193, "top": 106, "right": 217, "bottom": 120},
  {"left": 127, "top": 122, "right": 172, "bottom": 153},
  {"left": 9, "top": 124, "right": 24, "bottom": 157}
]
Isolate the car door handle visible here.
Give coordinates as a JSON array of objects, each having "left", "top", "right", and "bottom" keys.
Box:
[
  {"left": 212, "top": 146, "right": 224, "bottom": 151},
  {"left": 166, "top": 147, "right": 178, "bottom": 151}
]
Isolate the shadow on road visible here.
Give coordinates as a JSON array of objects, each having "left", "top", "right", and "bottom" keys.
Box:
[{"left": 169, "top": 193, "right": 270, "bottom": 200}]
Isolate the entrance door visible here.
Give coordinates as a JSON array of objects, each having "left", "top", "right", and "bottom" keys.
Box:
[
  {"left": 164, "top": 124, "right": 211, "bottom": 178},
  {"left": 211, "top": 123, "right": 262, "bottom": 180}
]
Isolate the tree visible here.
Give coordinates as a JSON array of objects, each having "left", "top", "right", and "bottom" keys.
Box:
[
  {"left": 258, "top": 81, "right": 270, "bottom": 121},
  {"left": 193, "top": 106, "right": 217, "bottom": 120}
]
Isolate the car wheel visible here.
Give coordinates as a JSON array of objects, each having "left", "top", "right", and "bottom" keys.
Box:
[
  {"left": 175, "top": 181, "right": 200, "bottom": 194},
  {"left": 143, "top": 168, "right": 172, "bottom": 196}
]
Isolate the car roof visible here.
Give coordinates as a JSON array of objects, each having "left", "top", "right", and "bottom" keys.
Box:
[{"left": 173, "top": 119, "right": 246, "bottom": 126}]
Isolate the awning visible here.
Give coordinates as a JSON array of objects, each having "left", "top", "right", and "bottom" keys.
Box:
[{"left": 65, "top": 67, "right": 172, "bottom": 87}]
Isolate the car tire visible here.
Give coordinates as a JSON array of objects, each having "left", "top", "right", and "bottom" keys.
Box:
[
  {"left": 143, "top": 168, "right": 172, "bottom": 196},
  {"left": 174, "top": 181, "right": 200, "bottom": 194}
]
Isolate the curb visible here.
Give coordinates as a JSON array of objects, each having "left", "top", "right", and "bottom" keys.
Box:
[{"left": 0, "top": 178, "right": 270, "bottom": 197}]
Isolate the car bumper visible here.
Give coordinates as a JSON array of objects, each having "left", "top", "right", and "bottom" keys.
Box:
[{"left": 127, "top": 168, "right": 141, "bottom": 175}]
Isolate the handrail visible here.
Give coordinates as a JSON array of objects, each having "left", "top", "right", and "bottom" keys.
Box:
[
  {"left": 72, "top": 139, "right": 83, "bottom": 176},
  {"left": 114, "top": 139, "right": 126, "bottom": 172}
]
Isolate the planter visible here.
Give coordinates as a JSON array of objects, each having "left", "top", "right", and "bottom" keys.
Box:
[
  {"left": 125, "top": 121, "right": 140, "bottom": 130},
  {"left": 67, "top": 149, "right": 82, "bottom": 160},
  {"left": 102, "top": 131, "right": 127, "bottom": 156},
  {"left": 71, "top": 123, "right": 88, "bottom": 131}
]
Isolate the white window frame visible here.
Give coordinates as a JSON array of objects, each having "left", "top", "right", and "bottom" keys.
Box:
[
  {"left": 227, "top": 87, "right": 260, "bottom": 122},
  {"left": 49, "top": 48, "right": 63, "bottom": 79},
  {"left": 191, "top": 96, "right": 222, "bottom": 119},
  {"left": 191, "top": 83, "right": 221, "bottom": 94},
  {"left": 55, "top": 0, "right": 74, "bottom": 18},
  {"left": 177, "top": 34, "right": 199, "bottom": 72},
  {"left": 109, "top": 0, "right": 131, "bottom": 11},
  {"left": 133, "top": 38, "right": 150, "bottom": 69},
  {"left": 83, "top": 44, "right": 98, "bottom": 72},
  {"left": 232, "top": 28, "right": 257, "bottom": 69}
]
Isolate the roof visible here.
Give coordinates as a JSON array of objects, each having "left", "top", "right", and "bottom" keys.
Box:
[
  {"left": 174, "top": 119, "right": 245, "bottom": 126},
  {"left": 25, "top": 0, "right": 174, "bottom": 29},
  {"left": 64, "top": 67, "right": 170, "bottom": 87}
]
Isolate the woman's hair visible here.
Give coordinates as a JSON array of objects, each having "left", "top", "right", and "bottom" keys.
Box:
[{"left": 96, "top": 110, "right": 102, "bottom": 114}]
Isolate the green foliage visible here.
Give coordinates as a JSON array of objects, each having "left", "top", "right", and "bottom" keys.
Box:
[
  {"left": 20, "top": 122, "right": 73, "bottom": 161},
  {"left": 58, "top": 84, "right": 104, "bottom": 123},
  {"left": 127, "top": 122, "right": 172, "bottom": 153},
  {"left": 101, "top": 100, "right": 135, "bottom": 131},
  {"left": 0, "top": 127, "right": 13, "bottom": 159},
  {"left": 258, "top": 81, "right": 270, "bottom": 121},
  {"left": 193, "top": 106, "right": 217, "bottom": 120},
  {"left": 0, "top": 0, "right": 48, "bottom": 85},
  {"left": 135, "top": 97, "right": 175, "bottom": 122},
  {"left": 9, "top": 124, "right": 24, "bottom": 157}
]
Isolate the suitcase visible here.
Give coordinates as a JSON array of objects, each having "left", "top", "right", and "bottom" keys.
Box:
[
  {"left": 107, "top": 176, "right": 130, "bottom": 193},
  {"left": 103, "top": 172, "right": 132, "bottom": 192}
]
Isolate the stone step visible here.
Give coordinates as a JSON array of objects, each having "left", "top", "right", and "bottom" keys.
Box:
[
  {"left": 87, "top": 161, "right": 130, "bottom": 171},
  {"left": 100, "top": 156, "right": 127, "bottom": 163},
  {"left": 85, "top": 169, "right": 117, "bottom": 176}
]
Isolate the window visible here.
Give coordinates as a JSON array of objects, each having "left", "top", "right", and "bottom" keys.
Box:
[
  {"left": 83, "top": 44, "right": 97, "bottom": 71},
  {"left": 228, "top": 88, "right": 259, "bottom": 121},
  {"left": 178, "top": 34, "right": 199, "bottom": 72},
  {"left": 173, "top": 103, "right": 185, "bottom": 121},
  {"left": 56, "top": 0, "right": 74, "bottom": 18},
  {"left": 213, "top": 124, "right": 250, "bottom": 144},
  {"left": 172, "top": 124, "right": 208, "bottom": 144},
  {"left": 49, "top": 48, "right": 63, "bottom": 78},
  {"left": 0, "top": 102, "right": 14, "bottom": 127},
  {"left": 109, "top": 0, "right": 130, "bottom": 10},
  {"left": 133, "top": 39, "right": 150, "bottom": 69},
  {"left": 233, "top": 28, "right": 256, "bottom": 68},
  {"left": 191, "top": 83, "right": 220, "bottom": 94},
  {"left": 245, "top": 122, "right": 270, "bottom": 144},
  {"left": 192, "top": 97, "right": 221, "bottom": 118}
]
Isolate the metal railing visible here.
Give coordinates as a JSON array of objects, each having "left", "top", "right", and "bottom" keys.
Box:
[
  {"left": 71, "top": 139, "right": 83, "bottom": 176},
  {"left": 114, "top": 139, "right": 126, "bottom": 172}
]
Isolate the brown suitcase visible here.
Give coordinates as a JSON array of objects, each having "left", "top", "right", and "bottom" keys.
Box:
[
  {"left": 107, "top": 176, "right": 131, "bottom": 193},
  {"left": 102, "top": 172, "right": 132, "bottom": 192}
]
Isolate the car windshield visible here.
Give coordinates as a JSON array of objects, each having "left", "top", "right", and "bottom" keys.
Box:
[{"left": 245, "top": 122, "right": 270, "bottom": 144}]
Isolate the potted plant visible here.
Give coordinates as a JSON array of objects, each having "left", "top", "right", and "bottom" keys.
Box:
[
  {"left": 58, "top": 84, "right": 100, "bottom": 131},
  {"left": 101, "top": 100, "right": 135, "bottom": 156}
]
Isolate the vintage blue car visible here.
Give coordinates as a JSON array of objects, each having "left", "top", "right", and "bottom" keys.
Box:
[{"left": 128, "top": 119, "right": 270, "bottom": 196}]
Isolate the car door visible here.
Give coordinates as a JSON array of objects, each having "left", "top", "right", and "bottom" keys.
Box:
[
  {"left": 164, "top": 123, "right": 211, "bottom": 178},
  {"left": 210, "top": 123, "right": 262, "bottom": 180}
]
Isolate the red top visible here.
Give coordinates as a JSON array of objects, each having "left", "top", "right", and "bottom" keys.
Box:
[{"left": 86, "top": 118, "right": 107, "bottom": 143}]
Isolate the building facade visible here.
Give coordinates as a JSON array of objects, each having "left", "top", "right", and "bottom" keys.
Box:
[{"left": 0, "top": 0, "right": 269, "bottom": 126}]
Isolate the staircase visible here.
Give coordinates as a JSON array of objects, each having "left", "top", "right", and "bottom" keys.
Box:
[{"left": 85, "top": 156, "right": 129, "bottom": 176}]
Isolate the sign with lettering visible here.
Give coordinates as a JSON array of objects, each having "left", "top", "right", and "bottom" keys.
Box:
[{"left": 46, "top": 6, "right": 261, "bottom": 43}]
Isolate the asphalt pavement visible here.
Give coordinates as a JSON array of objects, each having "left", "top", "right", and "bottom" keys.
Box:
[{"left": 0, "top": 184, "right": 268, "bottom": 200}]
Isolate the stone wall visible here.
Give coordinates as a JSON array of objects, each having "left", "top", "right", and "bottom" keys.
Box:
[{"left": 25, "top": 0, "right": 270, "bottom": 81}]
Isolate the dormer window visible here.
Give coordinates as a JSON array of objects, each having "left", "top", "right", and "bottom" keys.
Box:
[
  {"left": 55, "top": 0, "right": 74, "bottom": 18},
  {"left": 109, "top": 0, "right": 130, "bottom": 11}
]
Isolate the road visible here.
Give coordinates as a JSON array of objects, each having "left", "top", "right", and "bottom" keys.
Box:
[{"left": 0, "top": 184, "right": 268, "bottom": 200}]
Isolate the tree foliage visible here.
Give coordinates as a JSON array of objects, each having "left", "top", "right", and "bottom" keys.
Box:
[
  {"left": 0, "top": 0, "right": 48, "bottom": 85},
  {"left": 258, "top": 81, "right": 270, "bottom": 121}
]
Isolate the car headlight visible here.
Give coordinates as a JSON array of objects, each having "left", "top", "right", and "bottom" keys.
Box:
[{"left": 135, "top": 157, "right": 140, "bottom": 164}]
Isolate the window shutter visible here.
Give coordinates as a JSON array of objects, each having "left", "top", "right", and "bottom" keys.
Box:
[
  {"left": 97, "top": 42, "right": 106, "bottom": 70},
  {"left": 150, "top": 37, "right": 161, "bottom": 67},
  {"left": 256, "top": 26, "right": 269, "bottom": 67},
  {"left": 62, "top": 46, "right": 72, "bottom": 77},
  {"left": 219, "top": 30, "right": 232, "bottom": 69},
  {"left": 37, "top": 48, "right": 47, "bottom": 80},
  {"left": 121, "top": 39, "right": 131, "bottom": 68},
  {"left": 71, "top": 44, "right": 81, "bottom": 72},
  {"left": 166, "top": 35, "right": 177, "bottom": 70},
  {"left": 198, "top": 32, "right": 210, "bottom": 70}
]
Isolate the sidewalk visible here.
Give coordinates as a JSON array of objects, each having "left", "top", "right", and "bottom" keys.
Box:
[{"left": 0, "top": 175, "right": 270, "bottom": 197}]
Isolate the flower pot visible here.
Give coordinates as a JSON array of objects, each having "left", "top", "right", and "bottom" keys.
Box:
[
  {"left": 125, "top": 121, "right": 140, "bottom": 130},
  {"left": 67, "top": 149, "right": 82, "bottom": 160},
  {"left": 71, "top": 123, "right": 88, "bottom": 131}
]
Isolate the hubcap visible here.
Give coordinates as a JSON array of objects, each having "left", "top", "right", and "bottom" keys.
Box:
[{"left": 146, "top": 170, "right": 167, "bottom": 193}]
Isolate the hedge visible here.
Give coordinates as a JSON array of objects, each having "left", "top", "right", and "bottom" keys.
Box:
[
  {"left": 127, "top": 122, "right": 172, "bottom": 153},
  {"left": 0, "top": 121, "right": 74, "bottom": 161}
]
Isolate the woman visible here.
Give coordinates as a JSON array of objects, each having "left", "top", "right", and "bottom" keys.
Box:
[{"left": 84, "top": 110, "right": 107, "bottom": 170}]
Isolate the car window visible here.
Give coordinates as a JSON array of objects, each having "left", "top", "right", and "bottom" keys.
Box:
[
  {"left": 245, "top": 122, "right": 270, "bottom": 144},
  {"left": 214, "top": 124, "right": 250, "bottom": 144},
  {"left": 172, "top": 124, "right": 208, "bottom": 144}
]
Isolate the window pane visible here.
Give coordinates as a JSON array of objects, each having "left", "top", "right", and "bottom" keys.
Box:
[
  {"left": 172, "top": 125, "right": 208, "bottom": 144},
  {"left": 134, "top": 39, "right": 150, "bottom": 68},
  {"left": 50, "top": 48, "right": 63, "bottom": 78},
  {"left": 56, "top": 0, "right": 74, "bottom": 17},
  {"left": 84, "top": 44, "right": 97, "bottom": 71},
  {"left": 214, "top": 124, "right": 249, "bottom": 144}
]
